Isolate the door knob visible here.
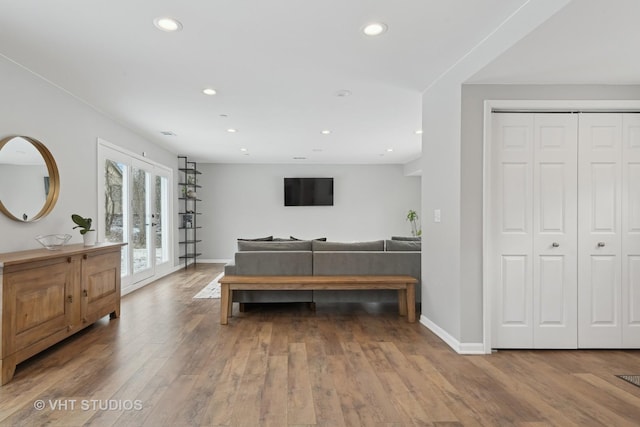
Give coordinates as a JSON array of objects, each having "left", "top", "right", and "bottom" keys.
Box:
[
  {"left": 552, "top": 242, "right": 560, "bottom": 248},
  {"left": 597, "top": 242, "right": 605, "bottom": 247}
]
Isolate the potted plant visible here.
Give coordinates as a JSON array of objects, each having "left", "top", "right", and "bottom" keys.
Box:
[
  {"left": 406, "top": 209, "right": 422, "bottom": 237},
  {"left": 72, "top": 214, "right": 96, "bottom": 246}
]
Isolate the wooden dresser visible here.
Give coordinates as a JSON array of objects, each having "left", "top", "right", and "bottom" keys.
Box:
[{"left": 0, "top": 242, "right": 125, "bottom": 385}]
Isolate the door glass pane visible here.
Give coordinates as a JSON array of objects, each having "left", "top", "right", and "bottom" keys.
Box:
[
  {"left": 104, "top": 159, "right": 128, "bottom": 275},
  {"left": 155, "top": 175, "right": 169, "bottom": 264},
  {"left": 132, "top": 167, "right": 151, "bottom": 274}
]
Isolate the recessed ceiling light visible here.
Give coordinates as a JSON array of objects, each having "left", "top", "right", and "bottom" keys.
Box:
[
  {"left": 153, "top": 17, "right": 183, "bottom": 32},
  {"left": 293, "top": 157, "right": 307, "bottom": 160},
  {"left": 227, "top": 128, "right": 237, "bottom": 133},
  {"left": 415, "top": 129, "right": 423, "bottom": 135},
  {"left": 219, "top": 114, "right": 228, "bottom": 118},
  {"left": 321, "top": 130, "right": 331, "bottom": 135},
  {"left": 160, "top": 131, "right": 176, "bottom": 136},
  {"left": 202, "top": 88, "right": 217, "bottom": 95},
  {"left": 336, "top": 89, "right": 352, "bottom": 97},
  {"left": 386, "top": 148, "right": 394, "bottom": 152},
  {"left": 363, "top": 22, "right": 387, "bottom": 36},
  {"left": 240, "top": 148, "right": 248, "bottom": 152}
]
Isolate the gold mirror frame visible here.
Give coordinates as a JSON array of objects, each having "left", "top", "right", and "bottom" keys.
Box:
[{"left": 0, "top": 135, "right": 60, "bottom": 222}]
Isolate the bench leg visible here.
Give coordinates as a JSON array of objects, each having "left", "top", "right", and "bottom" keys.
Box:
[
  {"left": 406, "top": 283, "right": 416, "bottom": 323},
  {"left": 220, "top": 284, "right": 230, "bottom": 325},
  {"left": 398, "top": 289, "right": 407, "bottom": 316}
]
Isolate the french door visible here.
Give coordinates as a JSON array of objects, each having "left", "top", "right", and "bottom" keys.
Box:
[{"left": 98, "top": 140, "right": 172, "bottom": 293}]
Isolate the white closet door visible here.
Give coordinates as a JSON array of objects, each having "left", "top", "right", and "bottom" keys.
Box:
[
  {"left": 578, "top": 113, "right": 623, "bottom": 348},
  {"left": 532, "top": 114, "right": 578, "bottom": 348},
  {"left": 622, "top": 113, "right": 640, "bottom": 347},
  {"left": 491, "top": 113, "right": 577, "bottom": 348},
  {"left": 491, "top": 113, "right": 534, "bottom": 348}
]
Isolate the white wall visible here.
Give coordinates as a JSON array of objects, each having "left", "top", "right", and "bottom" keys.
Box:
[
  {"left": 197, "top": 163, "right": 421, "bottom": 260},
  {"left": 421, "top": 80, "right": 464, "bottom": 345},
  {"left": 419, "top": 1, "right": 572, "bottom": 352},
  {"left": 0, "top": 55, "right": 179, "bottom": 258}
]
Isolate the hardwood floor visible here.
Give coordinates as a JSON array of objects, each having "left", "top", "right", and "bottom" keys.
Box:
[{"left": 1, "top": 263, "right": 639, "bottom": 426}]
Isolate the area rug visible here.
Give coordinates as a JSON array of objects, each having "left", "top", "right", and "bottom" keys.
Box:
[
  {"left": 616, "top": 375, "right": 640, "bottom": 388},
  {"left": 193, "top": 272, "right": 223, "bottom": 299}
]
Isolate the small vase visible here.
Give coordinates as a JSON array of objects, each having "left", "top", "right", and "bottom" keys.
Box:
[{"left": 83, "top": 230, "right": 96, "bottom": 246}]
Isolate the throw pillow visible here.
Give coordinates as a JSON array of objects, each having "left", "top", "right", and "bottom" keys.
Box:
[
  {"left": 386, "top": 240, "right": 421, "bottom": 251},
  {"left": 290, "top": 236, "right": 327, "bottom": 241},
  {"left": 237, "top": 236, "right": 273, "bottom": 241}
]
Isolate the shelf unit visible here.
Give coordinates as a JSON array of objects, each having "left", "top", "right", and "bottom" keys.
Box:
[{"left": 178, "top": 155, "right": 202, "bottom": 269}]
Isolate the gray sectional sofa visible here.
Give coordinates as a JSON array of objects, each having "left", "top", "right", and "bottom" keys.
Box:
[{"left": 223, "top": 238, "right": 421, "bottom": 305}]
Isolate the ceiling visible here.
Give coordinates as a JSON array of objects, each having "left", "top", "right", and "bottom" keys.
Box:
[
  {"left": 1, "top": 1, "right": 638, "bottom": 165},
  {"left": 469, "top": 0, "right": 640, "bottom": 85}
]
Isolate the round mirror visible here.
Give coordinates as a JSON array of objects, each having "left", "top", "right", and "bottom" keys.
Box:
[{"left": 0, "top": 136, "right": 60, "bottom": 222}]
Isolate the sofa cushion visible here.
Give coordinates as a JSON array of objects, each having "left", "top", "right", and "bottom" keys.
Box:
[
  {"left": 238, "top": 240, "right": 312, "bottom": 251},
  {"left": 386, "top": 240, "right": 421, "bottom": 251},
  {"left": 235, "top": 251, "right": 313, "bottom": 275},
  {"left": 391, "top": 236, "right": 421, "bottom": 241},
  {"left": 312, "top": 240, "right": 385, "bottom": 251},
  {"left": 238, "top": 235, "right": 273, "bottom": 241},
  {"left": 312, "top": 251, "right": 421, "bottom": 302}
]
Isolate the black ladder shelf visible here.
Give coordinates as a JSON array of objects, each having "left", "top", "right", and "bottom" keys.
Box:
[{"left": 178, "top": 155, "right": 202, "bottom": 269}]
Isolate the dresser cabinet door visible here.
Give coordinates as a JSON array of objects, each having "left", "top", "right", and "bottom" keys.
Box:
[
  {"left": 4, "top": 258, "right": 74, "bottom": 355},
  {"left": 81, "top": 250, "right": 121, "bottom": 325}
]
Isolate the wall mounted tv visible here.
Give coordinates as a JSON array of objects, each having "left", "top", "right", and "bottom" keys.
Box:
[{"left": 284, "top": 177, "right": 334, "bottom": 206}]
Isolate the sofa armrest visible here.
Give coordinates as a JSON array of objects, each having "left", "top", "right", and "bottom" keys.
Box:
[{"left": 224, "top": 262, "right": 237, "bottom": 275}]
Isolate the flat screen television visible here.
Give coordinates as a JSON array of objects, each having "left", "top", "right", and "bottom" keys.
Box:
[{"left": 284, "top": 177, "right": 334, "bottom": 206}]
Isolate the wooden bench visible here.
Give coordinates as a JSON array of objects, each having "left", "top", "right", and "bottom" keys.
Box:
[{"left": 219, "top": 275, "right": 417, "bottom": 324}]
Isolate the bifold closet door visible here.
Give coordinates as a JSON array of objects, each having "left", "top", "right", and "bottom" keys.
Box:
[
  {"left": 491, "top": 113, "right": 578, "bottom": 348},
  {"left": 622, "top": 114, "right": 640, "bottom": 347},
  {"left": 578, "top": 113, "right": 640, "bottom": 348}
]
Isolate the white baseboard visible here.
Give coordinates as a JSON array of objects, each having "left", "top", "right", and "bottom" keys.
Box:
[
  {"left": 420, "top": 314, "right": 486, "bottom": 355},
  {"left": 197, "top": 259, "right": 232, "bottom": 264}
]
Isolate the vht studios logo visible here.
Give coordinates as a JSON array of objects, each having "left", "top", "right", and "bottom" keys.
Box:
[{"left": 34, "top": 399, "right": 143, "bottom": 411}]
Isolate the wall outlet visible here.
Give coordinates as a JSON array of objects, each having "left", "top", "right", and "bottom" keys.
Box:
[{"left": 434, "top": 209, "right": 441, "bottom": 223}]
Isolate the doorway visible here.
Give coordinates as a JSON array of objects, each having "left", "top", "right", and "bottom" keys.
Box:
[
  {"left": 98, "top": 139, "right": 173, "bottom": 294},
  {"left": 482, "top": 100, "right": 640, "bottom": 352}
]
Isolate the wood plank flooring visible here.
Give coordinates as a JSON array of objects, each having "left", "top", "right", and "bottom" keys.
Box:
[{"left": 1, "top": 263, "right": 639, "bottom": 426}]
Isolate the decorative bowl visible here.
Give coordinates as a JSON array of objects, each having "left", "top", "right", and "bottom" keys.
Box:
[{"left": 35, "top": 234, "right": 72, "bottom": 250}]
